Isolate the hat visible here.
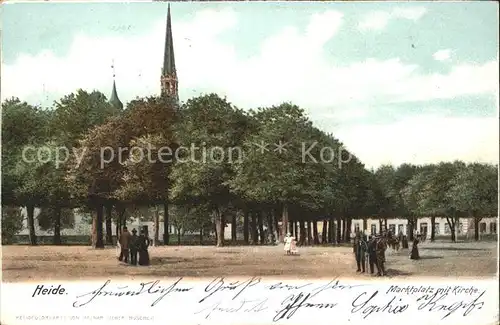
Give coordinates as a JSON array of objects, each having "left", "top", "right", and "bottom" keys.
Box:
[{"left": 132, "top": 228, "right": 137, "bottom": 233}]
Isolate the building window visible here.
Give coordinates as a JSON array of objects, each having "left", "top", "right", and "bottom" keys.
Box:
[
  {"left": 434, "top": 223, "right": 440, "bottom": 235},
  {"left": 490, "top": 222, "right": 497, "bottom": 234},
  {"left": 371, "top": 224, "right": 377, "bottom": 235},
  {"left": 420, "top": 222, "right": 428, "bottom": 235},
  {"left": 354, "top": 223, "right": 360, "bottom": 233},
  {"left": 444, "top": 224, "right": 451, "bottom": 234},
  {"left": 398, "top": 224, "right": 404, "bottom": 234},
  {"left": 389, "top": 224, "right": 396, "bottom": 234},
  {"left": 480, "top": 222, "right": 487, "bottom": 233}
]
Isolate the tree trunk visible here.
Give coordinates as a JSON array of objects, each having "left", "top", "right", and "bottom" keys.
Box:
[
  {"left": 341, "top": 217, "right": 346, "bottom": 242},
  {"left": 328, "top": 216, "right": 335, "bottom": 244},
  {"left": 267, "top": 212, "right": 275, "bottom": 244},
  {"left": 26, "top": 204, "right": 37, "bottom": 245},
  {"left": 289, "top": 221, "right": 294, "bottom": 237},
  {"left": 336, "top": 216, "right": 341, "bottom": 243},
  {"left": 94, "top": 204, "right": 105, "bottom": 249},
  {"left": 115, "top": 221, "right": 120, "bottom": 244},
  {"left": 363, "top": 219, "right": 368, "bottom": 232},
  {"left": 474, "top": 216, "right": 481, "bottom": 241},
  {"left": 430, "top": 216, "right": 436, "bottom": 242},
  {"left": 214, "top": 221, "right": 218, "bottom": 244},
  {"left": 258, "top": 212, "right": 265, "bottom": 244},
  {"left": 346, "top": 218, "right": 352, "bottom": 241},
  {"left": 177, "top": 227, "right": 181, "bottom": 245},
  {"left": 313, "top": 221, "right": 319, "bottom": 245},
  {"left": 307, "top": 221, "right": 312, "bottom": 245},
  {"left": 105, "top": 205, "right": 113, "bottom": 245},
  {"left": 251, "top": 212, "right": 258, "bottom": 245},
  {"left": 322, "top": 220, "right": 328, "bottom": 244},
  {"left": 163, "top": 202, "right": 169, "bottom": 245},
  {"left": 215, "top": 208, "right": 225, "bottom": 247},
  {"left": 153, "top": 206, "right": 160, "bottom": 246},
  {"left": 199, "top": 227, "right": 203, "bottom": 245},
  {"left": 53, "top": 206, "right": 62, "bottom": 245},
  {"left": 280, "top": 203, "right": 289, "bottom": 243},
  {"left": 274, "top": 209, "right": 279, "bottom": 242},
  {"left": 384, "top": 218, "right": 388, "bottom": 231},
  {"left": 379, "top": 219, "right": 383, "bottom": 235},
  {"left": 446, "top": 217, "right": 456, "bottom": 242},
  {"left": 243, "top": 209, "right": 249, "bottom": 244},
  {"left": 231, "top": 214, "right": 237, "bottom": 243},
  {"left": 299, "top": 220, "right": 306, "bottom": 245}
]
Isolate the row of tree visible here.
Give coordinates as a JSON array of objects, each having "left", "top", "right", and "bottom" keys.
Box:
[{"left": 2, "top": 91, "right": 498, "bottom": 247}]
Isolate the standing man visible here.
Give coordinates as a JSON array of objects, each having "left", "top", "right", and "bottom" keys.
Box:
[
  {"left": 367, "top": 235, "right": 377, "bottom": 275},
  {"left": 119, "top": 227, "right": 131, "bottom": 264},
  {"left": 375, "top": 234, "right": 388, "bottom": 276},
  {"left": 129, "top": 228, "right": 139, "bottom": 266},
  {"left": 356, "top": 233, "right": 368, "bottom": 273}
]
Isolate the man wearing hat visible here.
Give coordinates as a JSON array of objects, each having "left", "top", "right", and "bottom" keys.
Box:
[{"left": 129, "top": 228, "right": 139, "bottom": 266}]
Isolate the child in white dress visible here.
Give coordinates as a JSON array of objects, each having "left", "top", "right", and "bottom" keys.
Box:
[{"left": 284, "top": 233, "right": 298, "bottom": 255}]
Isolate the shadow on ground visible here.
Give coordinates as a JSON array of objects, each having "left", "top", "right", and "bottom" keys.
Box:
[
  {"left": 423, "top": 247, "right": 486, "bottom": 251},
  {"left": 385, "top": 268, "right": 413, "bottom": 277},
  {"left": 418, "top": 256, "right": 443, "bottom": 260}
]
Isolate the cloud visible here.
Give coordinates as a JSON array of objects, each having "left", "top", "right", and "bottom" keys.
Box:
[
  {"left": 2, "top": 8, "right": 498, "bottom": 168},
  {"left": 358, "top": 7, "right": 427, "bottom": 31},
  {"left": 433, "top": 49, "right": 452, "bottom": 62},
  {"left": 337, "top": 115, "right": 499, "bottom": 169}
]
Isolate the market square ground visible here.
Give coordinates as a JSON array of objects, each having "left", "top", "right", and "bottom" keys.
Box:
[{"left": 2, "top": 240, "right": 497, "bottom": 282}]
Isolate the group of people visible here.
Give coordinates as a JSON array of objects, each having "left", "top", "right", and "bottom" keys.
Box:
[
  {"left": 353, "top": 230, "right": 421, "bottom": 276},
  {"left": 118, "top": 227, "right": 151, "bottom": 266},
  {"left": 283, "top": 233, "right": 298, "bottom": 255}
]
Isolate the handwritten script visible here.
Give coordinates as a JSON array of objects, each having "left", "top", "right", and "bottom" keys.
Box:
[{"left": 65, "top": 278, "right": 492, "bottom": 323}]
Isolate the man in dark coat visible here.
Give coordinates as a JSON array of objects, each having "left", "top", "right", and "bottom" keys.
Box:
[
  {"left": 129, "top": 228, "right": 138, "bottom": 266},
  {"left": 367, "top": 235, "right": 377, "bottom": 275},
  {"left": 138, "top": 229, "right": 150, "bottom": 266},
  {"left": 355, "top": 233, "right": 368, "bottom": 273},
  {"left": 118, "top": 227, "right": 131, "bottom": 263}
]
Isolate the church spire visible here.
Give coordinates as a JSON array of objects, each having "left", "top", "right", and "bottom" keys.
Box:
[
  {"left": 160, "top": 3, "right": 179, "bottom": 102},
  {"left": 109, "top": 60, "right": 123, "bottom": 110}
]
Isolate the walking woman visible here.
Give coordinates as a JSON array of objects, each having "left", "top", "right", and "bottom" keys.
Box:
[
  {"left": 410, "top": 232, "right": 420, "bottom": 260},
  {"left": 138, "top": 229, "right": 151, "bottom": 266}
]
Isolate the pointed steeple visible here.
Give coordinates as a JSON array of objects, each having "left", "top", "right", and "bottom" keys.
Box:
[
  {"left": 109, "top": 80, "right": 123, "bottom": 110},
  {"left": 163, "top": 3, "right": 176, "bottom": 77},
  {"left": 109, "top": 61, "right": 123, "bottom": 110},
  {"left": 160, "top": 3, "right": 179, "bottom": 103}
]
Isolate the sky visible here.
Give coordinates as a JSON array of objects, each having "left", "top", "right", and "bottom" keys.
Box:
[{"left": 1, "top": 1, "right": 499, "bottom": 169}]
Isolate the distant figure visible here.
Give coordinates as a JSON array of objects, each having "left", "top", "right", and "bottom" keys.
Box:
[
  {"left": 402, "top": 235, "right": 409, "bottom": 249},
  {"left": 367, "top": 235, "right": 377, "bottom": 275},
  {"left": 129, "top": 228, "right": 138, "bottom": 266},
  {"left": 118, "top": 227, "right": 131, "bottom": 263},
  {"left": 410, "top": 235, "right": 420, "bottom": 260},
  {"left": 138, "top": 229, "right": 150, "bottom": 266}
]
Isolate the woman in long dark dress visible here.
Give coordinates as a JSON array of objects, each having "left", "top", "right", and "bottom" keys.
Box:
[
  {"left": 410, "top": 234, "right": 420, "bottom": 260},
  {"left": 138, "top": 230, "right": 151, "bottom": 266}
]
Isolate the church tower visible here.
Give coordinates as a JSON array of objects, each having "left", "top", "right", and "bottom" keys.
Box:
[
  {"left": 160, "top": 4, "right": 179, "bottom": 103},
  {"left": 109, "top": 61, "right": 123, "bottom": 110}
]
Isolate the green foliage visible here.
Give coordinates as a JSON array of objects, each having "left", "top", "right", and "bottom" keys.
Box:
[
  {"left": 2, "top": 89, "right": 498, "bottom": 246},
  {"left": 37, "top": 207, "right": 75, "bottom": 231}
]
